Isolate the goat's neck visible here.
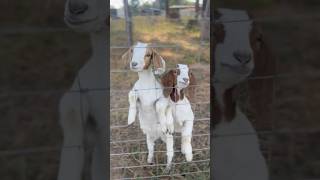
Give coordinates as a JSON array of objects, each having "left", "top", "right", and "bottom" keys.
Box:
[
  {"left": 138, "top": 68, "right": 156, "bottom": 83},
  {"left": 89, "top": 31, "right": 106, "bottom": 63},
  {"left": 214, "top": 83, "right": 228, "bottom": 109},
  {"left": 214, "top": 84, "right": 254, "bottom": 133}
]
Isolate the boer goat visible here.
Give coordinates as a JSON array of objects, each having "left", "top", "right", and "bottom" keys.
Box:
[
  {"left": 123, "top": 42, "right": 175, "bottom": 171},
  {"left": 212, "top": 8, "right": 274, "bottom": 180},
  {"left": 58, "top": 0, "right": 107, "bottom": 179},
  {"left": 158, "top": 64, "right": 196, "bottom": 162}
]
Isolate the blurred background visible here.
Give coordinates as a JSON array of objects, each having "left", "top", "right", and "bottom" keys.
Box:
[
  {"left": 0, "top": 0, "right": 91, "bottom": 179},
  {"left": 214, "top": 0, "right": 320, "bottom": 180}
]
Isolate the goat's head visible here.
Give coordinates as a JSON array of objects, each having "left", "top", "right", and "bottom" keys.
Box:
[
  {"left": 213, "top": 8, "right": 274, "bottom": 127},
  {"left": 161, "top": 64, "right": 196, "bottom": 102},
  {"left": 213, "top": 8, "right": 256, "bottom": 88},
  {"left": 64, "top": 0, "right": 107, "bottom": 32},
  {"left": 122, "top": 42, "right": 166, "bottom": 75}
]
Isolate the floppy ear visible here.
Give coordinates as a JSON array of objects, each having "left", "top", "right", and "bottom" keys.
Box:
[
  {"left": 248, "top": 22, "right": 275, "bottom": 130},
  {"left": 186, "top": 71, "right": 197, "bottom": 102},
  {"left": 122, "top": 47, "right": 132, "bottom": 70},
  {"left": 151, "top": 48, "right": 165, "bottom": 75},
  {"left": 161, "top": 70, "right": 176, "bottom": 98}
]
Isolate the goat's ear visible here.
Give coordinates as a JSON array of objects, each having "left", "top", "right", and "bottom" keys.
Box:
[
  {"left": 122, "top": 47, "right": 132, "bottom": 70},
  {"left": 161, "top": 70, "right": 176, "bottom": 97},
  {"left": 248, "top": 23, "right": 275, "bottom": 130},
  {"left": 186, "top": 71, "right": 197, "bottom": 102},
  {"left": 151, "top": 48, "right": 165, "bottom": 75}
]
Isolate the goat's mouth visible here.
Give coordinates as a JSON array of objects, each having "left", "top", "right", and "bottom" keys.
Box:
[
  {"left": 130, "top": 67, "right": 143, "bottom": 72},
  {"left": 65, "top": 15, "right": 99, "bottom": 25},
  {"left": 179, "top": 81, "right": 188, "bottom": 85},
  {"left": 221, "top": 63, "right": 251, "bottom": 75}
]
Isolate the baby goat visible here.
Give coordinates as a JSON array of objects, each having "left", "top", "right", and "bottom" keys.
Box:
[{"left": 158, "top": 64, "right": 196, "bottom": 162}]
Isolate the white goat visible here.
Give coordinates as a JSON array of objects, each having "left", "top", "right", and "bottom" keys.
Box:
[
  {"left": 58, "top": 0, "right": 107, "bottom": 179},
  {"left": 123, "top": 42, "right": 175, "bottom": 171},
  {"left": 212, "top": 8, "right": 269, "bottom": 180},
  {"left": 158, "top": 64, "right": 196, "bottom": 162}
]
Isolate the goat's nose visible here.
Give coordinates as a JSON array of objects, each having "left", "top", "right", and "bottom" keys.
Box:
[
  {"left": 69, "top": 1, "right": 88, "bottom": 15},
  {"left": 183, "top": 78, "right": 189, "bottom": 83},
  {"left": 233, "top": 50, "right": 252, "bottom": 64},
  {"left": 131, "top": 62, "right": 138, "bottom": 67}
]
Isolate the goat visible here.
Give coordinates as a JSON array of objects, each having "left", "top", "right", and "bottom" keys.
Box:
[
  {"left": 158, "top": 64, "right": 196, "bottom": 162},
  {"left": 212, "top": 8, "right": 273, "bottom": 180},
  {"left": 123, "top": 42, "right": 175, "bottom": 171},
  {"left": 57, "top": 0, "right": 107, "bottom": 179}
]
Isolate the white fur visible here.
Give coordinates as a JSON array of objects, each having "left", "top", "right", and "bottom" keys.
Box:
[
  {"left": 58, "top": 0, "right": 107, "bottom": 179},
  {"left": 213, "top": 8, "right": 269, "bottom": 180},
  {"left": 127, "top": 42, "right": 174, "bottom": 170}
]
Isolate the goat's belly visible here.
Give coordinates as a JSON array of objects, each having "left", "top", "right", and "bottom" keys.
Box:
[
  {"left": 137, "top": 106, "right": 161, "bottom": 134},
  {"left": 213, "top": 130, "right": 268, "bottom": 180},
  {"left": 171, "top": 103, "right": 194, "bottom": 122}
]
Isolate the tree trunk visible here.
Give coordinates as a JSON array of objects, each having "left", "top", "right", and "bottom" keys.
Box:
[
  {"left": 123, "top": 0, "right": 133, "bottom": 46},
  {"left": 201, "top": 0, "right": 207, "bottom": 18},
  {"left": 165, "top": 0, "right": 170, "bottom": 18},
  {"left": 200, "top": 0, "right": 210, "bottom": 41},
  {"left": 195, "top": 0, "right": 199, "bottom": 19}
]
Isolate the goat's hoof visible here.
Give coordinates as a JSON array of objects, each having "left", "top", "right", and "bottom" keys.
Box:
[
  {"left": 164, "top": 164, "right": 172, "bottom": 174},
  {"left": 185, "top": 153, "right": 193, "bottom": 162},
  {"left": 147, "top": 157, "right": 154, "bottom": 164},
  {"left": 167, "top": 123, "right": 174, "bottom": 134}
]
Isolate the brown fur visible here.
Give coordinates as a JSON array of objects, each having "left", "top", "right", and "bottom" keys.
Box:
[
  {"left": 143, "top": 47, "right": 164, "bottom": 70},
  {"left": 161, "top": 68, "right": 196, "bottom": 102},
  {"left": 212, "top": 10, "right": 275, "bottom": 129}
]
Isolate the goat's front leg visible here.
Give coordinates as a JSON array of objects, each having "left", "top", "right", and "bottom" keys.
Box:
[
  {"left": 146, "top": 135, "right": 156, "bottom": 164},
  {"left": 58, "top": 94, "right": 84, "bottom": 180},
  {"left": 181, "top": 120, "right": 193, "bottom": 162},
  {"left": 128, "top": 90, "right": 138, "bottom": 125},
  {"left": 164, "top": 133, "right": 174, "bottom": 173},
  {"left": 155, "top": 98, "right": 174, "bottom": 134}
]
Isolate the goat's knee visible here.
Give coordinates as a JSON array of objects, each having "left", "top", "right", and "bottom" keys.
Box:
[{"left": 128, "top": 90, "right": 138, "bottom": 125}]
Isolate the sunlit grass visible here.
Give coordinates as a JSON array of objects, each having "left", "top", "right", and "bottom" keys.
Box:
[{"left": 110, "top": 16, "right": 209, "bottom": 68}]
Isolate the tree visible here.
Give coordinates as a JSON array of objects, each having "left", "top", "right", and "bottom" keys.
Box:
[
  {"left": 123, "top": 0, "right": 133, "bottom": 46},
  {"left": 200, "top": 0, "right": 209, "bottom": 41},
  {"left": 164, "top": 0, "right": 170, "bottom": 18},
  {"left": 130, "top": 0, "right": 140, "bottom": 15},
  {"left": 195, "top": 0, "right": 200, "bottom": 19}
]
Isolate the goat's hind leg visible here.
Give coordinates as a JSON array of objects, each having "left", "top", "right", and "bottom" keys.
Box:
[
  {"left": 163, "top": 133, "right": 174, "bottom": 173},
  {"left": 181, "top": 120, "right": 193, "bottom": 162}
]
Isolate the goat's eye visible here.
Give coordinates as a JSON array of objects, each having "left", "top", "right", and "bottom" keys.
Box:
[{"left": 146, "top": 54, "right": 151, "bottom": 57}]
